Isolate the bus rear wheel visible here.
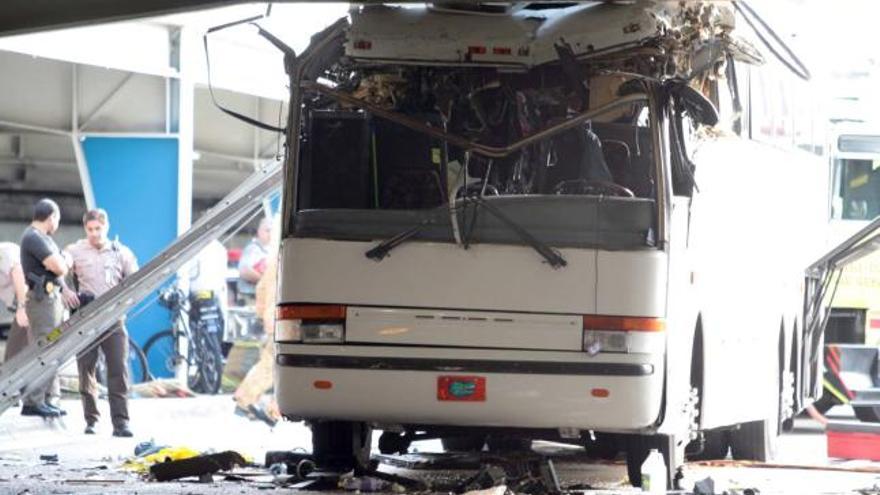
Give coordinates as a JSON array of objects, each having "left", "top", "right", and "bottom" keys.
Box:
[
  {"left": 730, "top": 368, "right": 781, "bottom": 460},
  {"left": 729, "top": 416, "right": 777, "bottom": 461}
]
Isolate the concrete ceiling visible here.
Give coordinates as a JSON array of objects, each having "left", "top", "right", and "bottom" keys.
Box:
[
  {"left": 0, "top": 0, "right": 251, "bottom": 37},
  {"left": 0, "top": 50, "right": 283, "bottom": 205},
  {"left": 0, "top": 1, "right": 549, "bottom": 36}
]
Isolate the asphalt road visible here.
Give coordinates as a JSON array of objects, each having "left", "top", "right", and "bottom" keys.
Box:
[{"left": 0, "top": 396, "right": 877, "bottom": 494}]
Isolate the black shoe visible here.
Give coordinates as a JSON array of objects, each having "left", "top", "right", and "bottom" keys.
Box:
[
  {"left": 21, "top": 404, "right": 61, "bottom": 418},
  {"left": 112, "top": 426, "right": 133, "bottom": 437},
  {"left": 44, "top": 404, "right": 67, "bottom": 416},
  {"left": 84, "top": 424, "right": 96, "bottom": 435}
]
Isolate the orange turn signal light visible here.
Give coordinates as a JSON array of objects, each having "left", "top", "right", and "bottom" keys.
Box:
[
  {"left": 582, "top": 315, "right": 665, "bottom": 332},
  {"left": 313, "top": 380, "right": 333, "bottom": 390},
  {"left": 277, "top": 304, "right": 346, "bottom": 321}
]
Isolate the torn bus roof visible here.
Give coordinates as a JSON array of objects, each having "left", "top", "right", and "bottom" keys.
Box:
[{"left": 345, "top": 1, "right": 763, "bottom": 74}]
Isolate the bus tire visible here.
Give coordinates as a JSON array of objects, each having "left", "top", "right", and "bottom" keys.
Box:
[
  {"left": 730, "top": 367, "right": 780, "bottom": 462},
  {"left": 584, "top": 433, "right": 621, "bottom": 460},
  {"left": 729, "top": 417, "right": 777, "bottom": 461},
  {"left": 626, "top": 435, "right": 673, "bottom": 489},
  {"left": 311, "top": 421, "right": 372, "bottom": 470},
  {"left": 441, "top": 435, "right": 486, "bottom": 452},
  {"left": 689, "top": 429, "right": 729, "bottom": 461}
]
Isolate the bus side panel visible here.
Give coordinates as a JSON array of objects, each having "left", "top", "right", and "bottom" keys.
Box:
[{"left": 689, "top": 137, "right": 824, "bottom": 429}]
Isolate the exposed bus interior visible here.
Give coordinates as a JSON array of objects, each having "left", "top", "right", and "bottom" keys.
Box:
[
  {"left": 286, "top": 1, "right": 753, "bottom": 257},
  {"left": 292, "top": 65, "right": 662, "bottom": 254}
]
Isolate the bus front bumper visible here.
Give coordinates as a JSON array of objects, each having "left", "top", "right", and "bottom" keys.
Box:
[{"left": 275, "top": 344, "right": 664, "bottom": 431}]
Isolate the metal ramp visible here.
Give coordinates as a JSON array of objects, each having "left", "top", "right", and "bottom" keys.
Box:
[
  {"left": 803, "top": 215, "right": 880, "bottom": 397},
  {"left": 0, "top": 161, "right": 282, "bottom": 415}
]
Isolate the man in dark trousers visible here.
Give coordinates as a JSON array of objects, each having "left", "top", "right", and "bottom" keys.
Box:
[
  {"left": 65, "top": 208, "right": 138, "bottom": 437},
  {"left": 19, "top": 198, "right": 72, "bottom": 418}
]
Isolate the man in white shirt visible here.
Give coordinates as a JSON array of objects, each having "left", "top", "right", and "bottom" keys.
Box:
[{"left": 1, "top": 242, "right": 29, "bottom": 362}]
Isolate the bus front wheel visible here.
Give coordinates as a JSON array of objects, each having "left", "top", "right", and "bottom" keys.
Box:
[{"left": 311, "top": 421, "right": 372, "bottom": 470}]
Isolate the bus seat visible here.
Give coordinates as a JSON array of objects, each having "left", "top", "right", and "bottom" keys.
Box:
[{"left": 543, "top": 125, "right": 613, "bottom": 193}]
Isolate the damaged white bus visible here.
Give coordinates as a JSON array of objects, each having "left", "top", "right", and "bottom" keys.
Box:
[{"left": 273, "top": 1, "right": 825, "bottom": 486}]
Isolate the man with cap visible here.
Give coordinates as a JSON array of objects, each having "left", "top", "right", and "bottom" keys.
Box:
[
  {"left": 19, "top": 198, "right": 70, "bottom": 418},
  {"left": 65, "top": 208, "right": 138, "bottom": 437}
]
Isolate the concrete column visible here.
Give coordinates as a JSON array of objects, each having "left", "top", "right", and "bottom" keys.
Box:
[{"left": 174, "top": 26, "right": 196, "bottom": 236}]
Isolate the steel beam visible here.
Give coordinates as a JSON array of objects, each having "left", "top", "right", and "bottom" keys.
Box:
[{"left": 79, "top": 72, "right": 136, "bottom": 131}]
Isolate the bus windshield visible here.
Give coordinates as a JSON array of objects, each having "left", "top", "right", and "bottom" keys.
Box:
[{"left": 291, "top": 70, "right": 659, "bottom": 252}]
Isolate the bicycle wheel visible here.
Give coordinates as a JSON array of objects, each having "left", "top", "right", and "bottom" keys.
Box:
[
  {"left": 143, "top": 329, "right": 179, "bottom": 379},
  {"left": 191, "top": 330, "right": 224, "bottom": 395},
  {"left": 128, "top": 338, "right": 151, "bottom": 383}
]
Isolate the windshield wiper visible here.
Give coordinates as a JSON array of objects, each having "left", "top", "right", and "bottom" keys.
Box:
[
  {"left": 364, "top": 198, "right": 567, "bottom": 269},
  {"left": 364, "top": 219, "right": 434, "bottom": 262},
  {"left": 463, "top": 196, "right": 567, "bottom": 269}
]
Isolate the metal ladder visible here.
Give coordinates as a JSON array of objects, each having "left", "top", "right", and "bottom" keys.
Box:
[
  {"left": 0, "top": 161, "right": 282, "bottom": 415},
  {"left": 803, "top": 215, "right": 880, "bottom": 397}
]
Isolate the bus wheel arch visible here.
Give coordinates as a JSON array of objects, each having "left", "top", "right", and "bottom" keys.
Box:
[{"left": 687, "top": 316, "right": 730, "bottom": 460}]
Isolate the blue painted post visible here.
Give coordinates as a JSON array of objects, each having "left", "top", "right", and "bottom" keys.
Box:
[{"left": 81, "top": 136, "right": 179, "bottom": 378}]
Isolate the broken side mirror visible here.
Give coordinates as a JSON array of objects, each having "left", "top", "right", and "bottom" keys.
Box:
[{"left": 668, "top": 81, "right": 719, "bottom": 128}]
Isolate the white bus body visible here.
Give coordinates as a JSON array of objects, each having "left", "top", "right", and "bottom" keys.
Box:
[{"left": 274, "top": 1, "right": 826, "bottom": 485}]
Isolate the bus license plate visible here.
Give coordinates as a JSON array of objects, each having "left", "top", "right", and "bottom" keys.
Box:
[{"left": 437, "top": 376, "right": 486, "bottom": 402}]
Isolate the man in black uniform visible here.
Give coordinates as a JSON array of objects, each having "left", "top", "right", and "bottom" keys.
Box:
[{"left": 19, "top": 198, "right": 74, "bottom": 418}]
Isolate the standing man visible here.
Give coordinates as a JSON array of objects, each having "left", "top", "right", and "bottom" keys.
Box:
[
  {"left": 237, "top": 217, "right": 271, "bottom": 306},
  {"left": 1, "top": 242, "right": 29, "bottom": 361},
  {"left": 65, "top": 209, "right": 138, "bottom": 437},
  {"left": 19, "top": 198, "right": 70, "bottom": 418}
]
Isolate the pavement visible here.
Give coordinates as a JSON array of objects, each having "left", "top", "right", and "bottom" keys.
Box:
[{"left": 0, "top": 396, "right": 877, "bottom": 494}]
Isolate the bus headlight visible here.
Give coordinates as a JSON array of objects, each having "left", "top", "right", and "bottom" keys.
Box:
[
  {"left": 582, "top": 315, "right": 665, "bottom": 354},
  {"left": 583, "top": 330, "right": 630, "bottom": 354},
  {"left": 275, "top": 304, "right": 347, "bottom": 343},
  {"left": 301, "top": 323, "right": 345, "bottom": 343},
  {"left": 275, "top": 319, "right": 303, "bottom": 342}
]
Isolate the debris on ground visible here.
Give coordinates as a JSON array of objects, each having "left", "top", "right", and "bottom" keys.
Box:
[
  {"left": 150, "top": 450, "right": 248, "bottom": 482},
  {"left": 38, "top": 454, "right": 58, "bottom": 464},
  {"left": 693, "top": 476, "right": 715, "bottom": 495},
  {"left": 65, "top": 478, "right": 126, "bottom": 484},
  {"left": 131, "top": 379, "right": 196, "bottom": 399},
  {"left": 463, "top": 486, "right": 509, "bottom": 495},
  {"left": 338, "top": 472, "right": 395, "bottom": 492},
  {"left": 121, "top": 446, "right": 200, "bottom": 473}
]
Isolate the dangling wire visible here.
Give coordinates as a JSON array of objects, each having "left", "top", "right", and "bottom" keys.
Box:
[
  {"left": 732, "top": 1, "right": 811, "bottom": 81},
  {"left": 202, "top": 13, "right": 290, "bottom": 133}
]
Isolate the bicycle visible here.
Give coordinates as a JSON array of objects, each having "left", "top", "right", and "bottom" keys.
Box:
[{"left": 143, "top": 285, "right": 224, "bottom": 394}]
